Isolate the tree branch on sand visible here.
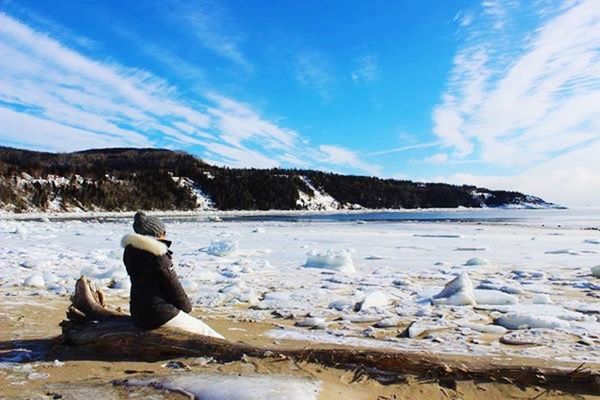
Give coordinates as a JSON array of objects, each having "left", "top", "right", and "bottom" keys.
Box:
[{"left": 61, "top": 276, "right": 599, "bottom": 394}]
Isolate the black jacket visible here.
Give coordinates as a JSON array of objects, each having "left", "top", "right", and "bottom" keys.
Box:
[{"left": 122, "top": 233, "right": 192, "bottom": 329}]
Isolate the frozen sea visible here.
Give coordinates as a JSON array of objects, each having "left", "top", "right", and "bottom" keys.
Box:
[{"left": 1, "top": 208, "right": 599, "bottom": 364}]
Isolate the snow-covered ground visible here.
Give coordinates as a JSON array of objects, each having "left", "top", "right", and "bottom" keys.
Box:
[{"left": 1, "top": 210, "right": 599, "bottom": 364}]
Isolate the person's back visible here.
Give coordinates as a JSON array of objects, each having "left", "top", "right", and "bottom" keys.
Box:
[
  {"left": 121, "top": 212, "right": 223, "bottom": 339},
  {"left": 122, "top": 232, "right": 191, "bottom": 329}
]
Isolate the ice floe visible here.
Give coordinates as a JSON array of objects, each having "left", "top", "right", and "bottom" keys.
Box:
[{"left": 303, "top": 249, "right": 355, "bottom": 273}]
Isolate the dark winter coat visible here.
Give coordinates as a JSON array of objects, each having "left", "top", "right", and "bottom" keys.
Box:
[{"left": 121, "top": 233, "right": 192, "bottom": 329}]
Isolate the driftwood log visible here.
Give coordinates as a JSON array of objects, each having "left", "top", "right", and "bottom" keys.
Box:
[{"left": 61, "top": 277, "right": 600, "bottom": 394}]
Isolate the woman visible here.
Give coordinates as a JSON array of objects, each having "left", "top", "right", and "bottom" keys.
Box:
[{"left": 121, "top": 212, "right": 223, "bottom": 339}]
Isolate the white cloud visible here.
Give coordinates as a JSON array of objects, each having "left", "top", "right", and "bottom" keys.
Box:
[
  {"left": 206, "top": 94, "right": 298, "bottom": 151},
  {"left": 433, "top": 0, "right": 600, "bottom": 167},
  {"left": 0, "top": 107, "right": 146, "bottom": 151},
  {"left": 424, "top": 153, "right": 449, "bottom": 164},
  {"left": 441, "top": 141, "right": 600, "bottom": 207},
  {"left": 351, "top": 54, "right": 378, "bottom": 83},
  {"left": 319, "top": 145, "right": 380, "bottom": 176},
  {"left": 295, "top": 50, "right": 333, "bottom": 102},
  {"left": 164, "top": 1, "right": 250, "bottom": 69},
  {"left": 0, "top": 12, "right": 379, "bottom": 176}
]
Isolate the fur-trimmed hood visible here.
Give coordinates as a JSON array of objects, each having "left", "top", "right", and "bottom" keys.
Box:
[{"left": 121, "top": 233, "right": 169, "bottom": 256}]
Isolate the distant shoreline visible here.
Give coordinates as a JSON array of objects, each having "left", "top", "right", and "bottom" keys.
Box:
[{"left": 0, "top": 205, "right": 570, "bottom": 222}]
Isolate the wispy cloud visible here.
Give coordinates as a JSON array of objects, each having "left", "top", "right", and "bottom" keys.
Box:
[
  {"left": 164, "top": 1, "right": 250, "bottom": 70},
  {"left": 351, "top": 54, "right": 378, "bottom": 83},
  {"left": 295, "top": 50, "right": 334, "bottom": 102},
  {"left": 365, "top": 141, "right": 440, "bottom": 157},
  {"left": 423, "top": 153, "right": 449, "bottom": 164},
  {"left": 0, "top": 11, "right": 380, "bottom": 176},
  {"left": 319, "top": 145, "right": 380, "bottom": 176},
  {"left": 433, "top": 0, "right": 600, "bottom": 167}
]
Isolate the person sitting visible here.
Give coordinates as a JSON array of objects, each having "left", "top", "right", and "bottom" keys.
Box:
[{"left": 121, "top": 212, "right": 223, "bottom": 339}]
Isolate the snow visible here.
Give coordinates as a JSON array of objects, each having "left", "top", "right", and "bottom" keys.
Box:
[
  {"left": 296, "top": 176, "right": 339, "bottom": 211},
  {"left": 2, "top": 208, "right": 600, "bottom": 364},
  {"left": 171, "top": 176, "right": 214, "bottom": 210},
  {"left": 127, "top": 374, "right": 321, "bottom": 400},
  {"left": 303, "top": 249, "right": 355, "bottom": 273}
]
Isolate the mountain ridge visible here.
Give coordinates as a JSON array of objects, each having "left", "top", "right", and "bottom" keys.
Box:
[{"left": 0, "top": 146, "right": 558, "bottom": 212}]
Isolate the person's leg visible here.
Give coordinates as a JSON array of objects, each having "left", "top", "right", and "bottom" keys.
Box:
[{"left": 163, "top": 311, "right": 225, "bottom": 339}]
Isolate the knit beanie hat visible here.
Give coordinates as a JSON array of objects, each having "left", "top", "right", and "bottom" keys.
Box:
[{"left": 133, "top": 211, "right": 166, "bottom": 238}]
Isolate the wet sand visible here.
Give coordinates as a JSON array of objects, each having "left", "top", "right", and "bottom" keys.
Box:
[{"left": 1, "top": 290, "right": 598, "bottom": 399}]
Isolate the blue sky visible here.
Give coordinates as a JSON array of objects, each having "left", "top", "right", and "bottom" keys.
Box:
[{"left": 0, "top": 0, "right": 598, "bottom": 205}]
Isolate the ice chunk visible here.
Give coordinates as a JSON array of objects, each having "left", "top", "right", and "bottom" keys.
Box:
[
  {"left": 295, "top": 317, "right": 327, "bottom": 329},
  {"left": 328, "top": 298, "right": 355, "bottom": 311},
  {"left": 531, "top": 293, "right": 553, "bottom": 304},
  {"left": 479, "top": 304, "right": 587, "bottom": 321},
  {"left": 304, "top": 249, "right": 355, "bottom": 273},
  {"left": 591, "top": 265, "right": 600, "bottom": 278},
  {"left": 359, "top": 290, "right": 389, "bottom": 311},
  {"left": 219, "top": 282, "right": 259, "bottom": 305},
  {"left": 374, "top": 316, "right": 400, "bottom": 328},
  {"left": 24, "top": 274, "right": 45, "bottom": 288},
  {"left": 458, "top": 322, "right": 507, "bottom": 335},
  {"left": 206, "top": 240, "right": 238, "bottom": 257},
  {"left": 403, "top": 319, "right": 452, "bottom": 338},
  {"left": 432, "top": 272, "right": 476, "bottom": 306},
  {"left": 545, "top": 249, "right": 579, "bottom": 255},
  {"left": 495, "top": 313, "right": 570, "bottom": 330},
  {"left": 472, "top": 289, "right": 518, "bottom": 305},
  {"left": 584, "top": 239, "right": 600, "bottom": 244},
  {"left": 464, "top": 257, "right": 489, "bottom": 266}
]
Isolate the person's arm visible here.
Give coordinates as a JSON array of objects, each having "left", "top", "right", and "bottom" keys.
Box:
[{"left": 155, "top": 255, "right": 193, "bottom": 313}]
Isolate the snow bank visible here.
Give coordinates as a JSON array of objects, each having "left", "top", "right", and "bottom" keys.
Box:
[{"left": 304, "top": 249, "right": 355, "bottom": 273}]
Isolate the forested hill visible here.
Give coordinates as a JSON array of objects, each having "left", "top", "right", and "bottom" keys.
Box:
[{"left": 0, "top": 147, "right": 555, "bottom": 212}]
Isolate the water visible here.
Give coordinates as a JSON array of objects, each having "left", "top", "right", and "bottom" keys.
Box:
[
  {"left": 219, "top": 208, "right": 600, "bottom": 228},
  {"left": 6, "top": 208, "right": 600, "bottom": 229}
]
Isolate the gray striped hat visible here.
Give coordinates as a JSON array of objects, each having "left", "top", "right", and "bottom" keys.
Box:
[{"left": 133, "top": 212, "right": 166, "bottom": 238}]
